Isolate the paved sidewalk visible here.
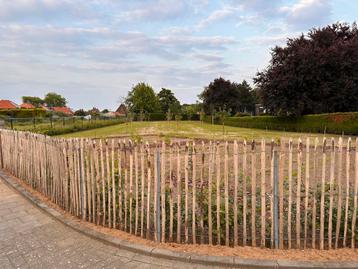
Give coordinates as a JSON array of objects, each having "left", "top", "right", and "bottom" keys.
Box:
[{"left": 0, "top": 178, "right": 219, "bottom": 269}]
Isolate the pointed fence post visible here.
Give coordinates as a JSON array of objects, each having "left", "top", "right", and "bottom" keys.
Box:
[
  {"left": 156, "top": 147, "right": 162, "bottom": 242},
  {"left": 273, "top": 149, "right": 279, "bottom": 249}
]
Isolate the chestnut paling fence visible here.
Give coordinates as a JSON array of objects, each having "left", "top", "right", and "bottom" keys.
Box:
[{"left": 0, "top": 129, "right": 357, "bottom": 250}]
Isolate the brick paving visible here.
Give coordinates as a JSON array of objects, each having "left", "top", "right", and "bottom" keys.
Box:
[{"left": 0, "top": 178, "right": 219, "bottom": 269}]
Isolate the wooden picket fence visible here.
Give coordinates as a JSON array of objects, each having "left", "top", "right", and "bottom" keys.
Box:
[{"left": 0, "top": 129, "right": 357, "bottom": 250}]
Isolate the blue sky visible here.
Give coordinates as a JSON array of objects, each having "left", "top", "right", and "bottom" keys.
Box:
[{"left": 0, "top": 0, "right": 356, "bottom": 110}]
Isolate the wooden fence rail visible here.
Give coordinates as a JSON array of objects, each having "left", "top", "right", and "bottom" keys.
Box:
[{"left": 0, "top": 129, "right": 357, "bottom": 249}]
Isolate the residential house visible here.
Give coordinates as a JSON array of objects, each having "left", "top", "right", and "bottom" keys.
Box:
[
  {"left": 0, "top": 100, "right": 19, "bottom": 110},
  {"left": 115, "top": 104, "right": 127, "bottom": 116},
  {"left": 20, "top": 103, "right": 35, "bottom": 109},
  {"left": 51, "top": 106, "right": 74, "bottom": 116}
]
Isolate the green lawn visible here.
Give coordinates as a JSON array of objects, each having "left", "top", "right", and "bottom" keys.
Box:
[{"left": 59, "top": 121, "right": 350, "bottom": 141}]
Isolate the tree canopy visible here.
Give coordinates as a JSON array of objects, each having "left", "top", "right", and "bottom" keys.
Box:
[
  {"left": 158, "top": 88, "right": 181, "bottom": 113},
  {"left": 22, "top": 96, "right": 44, "bottom": 107},
  {"left": 254, "top": 22, "right": 358, "bottom": 116},
  {"left": 44, "top": 92, "right": 67, "bottom": 107},
  {"left": 125, "top": 82, "right": 160, "bottom": 113},
  {"left": 199, "top": 77, "right": 256, "bottom": 114}
]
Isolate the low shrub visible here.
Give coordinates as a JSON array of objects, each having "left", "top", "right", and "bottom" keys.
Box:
[
  {"left": 204, "top": 112, "right": 358, "bottom": 135},
  {"left": 147, "top": 113, "right": 166, "bottom": 121},
  {"left": 234, "top": 112, "right": 251, "bottom": 117},
  {"left": 0, "top": 108, "right": 47, "bottom": 118}
]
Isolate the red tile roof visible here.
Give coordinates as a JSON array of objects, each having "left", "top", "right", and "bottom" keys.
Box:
[
  {"left": 0, "top": 100, "right": 18, "bottom": 109},
  {"left": 20, "top": 103, "right": 35, "bottom": 109},
  {"left": 51, "top": 106, "right": 74, "bottom": 115}
]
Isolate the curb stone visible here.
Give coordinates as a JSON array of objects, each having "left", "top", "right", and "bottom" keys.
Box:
[{"left": 1, "top": 170, "right": 357, "bottom": 269}]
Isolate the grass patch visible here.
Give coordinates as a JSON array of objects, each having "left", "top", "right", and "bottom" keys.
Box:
[{"left": 58, "top": 121, "right": 350, "bottom": 140}]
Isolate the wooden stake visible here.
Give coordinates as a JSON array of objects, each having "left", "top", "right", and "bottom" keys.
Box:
[
  {"left": 161, "top": 141, "right": 166, "bottom": 242},
  {"left": 176, "top": 142, "right": 181, "bottom": 243},
  {"left": 233, "top": 140, "right": 239, "bottom": 246},
  {"left": 328, "top": 138, "right": 336, "bottom": 249},
  {"left": 312, "top": 138, "right": 318, "bottom": 249},
  {"left": 343, "top": 137, "right": 351, "bottom": 247},
  {"left": 260, "top": 139, "right": 266, "bottom": 248},
  {"left": 208, "top": 141, "right": 213, "bottom": 245},
  {"left": 129, "top": 140, "right": 133, "bottom": 234},
  {"left": 243, "top": 139, "right": 247, "bottom": 246},
  {"left": 304, "top": 138, "right": 310, "bottom": 249},
  {"left": 335, "top": 137, "right": 343, "bottom": 248},
  {"left": 216, "top": 141, "right": 221, "bottom": 245},
  {"left": 140, "top": 143, "right": 145, "bottom": 238},
  {"left": 192, "top": 141, "right": 197, "bottom": 244},
  {"left": 352, "top": 138, "right": 358, "bottom": 249},
  {"left": 146, "top": 142, "right": 151, "bottom": 239},
  {"left": 224, "top": 141, "right": 229, "bottom": 246},
  {"left": 200, "top": 141, "right": 205, "bottom": 244},
  {"left": 296, "top": 138, "right": 302, "bottom": 249},
  {"left": 106, "top": 140, "right": 111, "bottom": 228},
  {"left": 135, "top": 142, "right": 139, "bottom": 235},
  {"left": 320, "top": 138, "right": 327, "bottom": 250},
  {"left": 112, "top": 139, "right": 116, "bottom": 229},
  {"left": 184, "top": 142, "right": 189, "bottom": 243},
  {"left": 169, "top": 142, "right": 174, "bottom": 242},
  {"left": 99, "top": 139, "right": 106, "bottom": 226}
]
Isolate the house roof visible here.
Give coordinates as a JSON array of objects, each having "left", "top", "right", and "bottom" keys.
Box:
[
  {"left": 20, "top": 103, "right": 35, "bottom": 109},
  {"left": 116, "top": 104, "right": 127, "bottom": 114},
  {"left": 40, "top": 105, "right": 50, "bottom": 111},
  {"left": 51, "top": 106, "right": 74, "bottom": 115},
  {"left": 0, "top": 100, "right": 18, "bottom": 109}
]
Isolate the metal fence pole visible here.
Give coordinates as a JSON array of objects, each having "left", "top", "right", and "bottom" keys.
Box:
[
  {"left": 156, "top": 148, "right": 162, "bottom": 242},
  {"left": 273, "top": 149, "right": 279, "bottom": 249}
]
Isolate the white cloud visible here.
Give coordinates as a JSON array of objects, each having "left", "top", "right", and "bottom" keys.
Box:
[
  {"left": 280, "top": 0, "right": 332, "bottom": 29},
  {"left": 197, "top": 6, "right": 238, "bottom": 28}
]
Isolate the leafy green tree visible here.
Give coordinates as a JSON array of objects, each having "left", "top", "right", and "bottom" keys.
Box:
[
  {"left": 125, "top": 82, "right": 160, "bottom": 113},
  {"left": 199, "top": 109, "right": 205, "bottom": 124},
  {"left": 254, "top": 22, "right": 358, "bottom": 116},
  {"left": 166, "top": 108, "right": 173, "bottom": 121},
  {"left": 44, "top": 92, "right": 67, "bottom": 107},
  {"left": 215, "top": 107, "right": 231, "bottom": 135},
  {"left": 138, "top": 109, "right": 145, "bottom": 121},
  {"left": 22, "top": 96, "right": 44, "bottom": 107},
  {"left": 101, "top": 109, "right": 109, "bottom": 113},
  {"left": 74, "top": 109, "right": 87, "bottom": 116},
  {"left": 88, "top": 107, "right": 100, "bottom": 118},
  {"left": 157, "top": 88, "right": 181, "bottom": 113},
  {"left": 174, "top": 114, "right": 182, "bottom": 129},
  {"left": 181, "top": 103, "right": 201, "bottom": 119},
  {"left": 200, "top": 77, "right": 255, "bottom": 115},
  {"left": 234, "top": 80, "right": 256, "bottom": 113}
]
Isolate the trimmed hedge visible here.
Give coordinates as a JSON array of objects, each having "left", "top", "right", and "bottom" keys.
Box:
[
  {"left": 0, "top": 108, "right": 47, "bottom": 118},
  {"left": 142, "top": 113, "right": 200, "bottom": 121},
  {"left": 204, "top": 112, "right": 358, "bottom": 135},
  {"left": 8, "top": 118, "right": 125, "bottom": 136}
]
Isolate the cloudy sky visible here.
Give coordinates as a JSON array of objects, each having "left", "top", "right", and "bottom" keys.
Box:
[{"left": 0, "top": 0, "right": 356, "bottom": 110}]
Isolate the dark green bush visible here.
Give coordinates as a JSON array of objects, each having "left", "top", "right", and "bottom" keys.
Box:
[
  {"left": 204, "top": 112, "right": 358, "bottom": 135},
  {"left": 181, "top": 114, "right": 200, "bottom": 121},
  {"left": 148, "top": 113, "right": 166, "bottom": 121}
]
